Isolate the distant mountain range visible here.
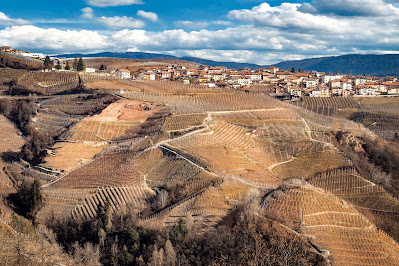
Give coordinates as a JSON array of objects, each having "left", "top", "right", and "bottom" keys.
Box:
[
  {"left": 274, "top": 54, "right": 399, "bottom": 77},
  {"left": 56, "top": 52, "right": 399, "bottom": 77}
]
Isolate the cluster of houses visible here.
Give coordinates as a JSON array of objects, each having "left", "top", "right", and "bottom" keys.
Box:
[
  {"left": 124, "top": 65, "right": 399, "bottom": 97},
  {"left": 2, "top": 46, "right": 399, "bottom": 97}
]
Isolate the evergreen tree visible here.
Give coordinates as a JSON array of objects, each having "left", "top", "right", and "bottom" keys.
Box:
[
  {"left": 135, "top": 256, "right": 145, "bottom": 266},
  {"left": 29, "top": 179, "right": 42, "bottom": 214},
  {"left": 298, "top": 67, "right": 302, "bottom": 72},
  {"left": 65, "top": 61, "right": 70, "bottom": 70},
  {"left": 73, "top": 56, "right": 78, "bottom": 69},
  {"left": 55, "top": 62, "right": 61, "bottom": 70},
  {"left": 291, "top": 66, "right": 295, "bottom": 73},
  {"left": 99, "top": 64, "right": 107, "bottom": 70},
  {"left": 44, "top": 56, "right": 51, "bottom": 68},
  {"left": 77, "top": 57, "right": 85, "bottom": 71}
]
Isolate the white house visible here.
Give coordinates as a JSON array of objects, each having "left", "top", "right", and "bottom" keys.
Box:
[
  {"left": 160, "top": 71, "right": 171, "bottom": 79},
  {"left": 211, "top": 74, "right": 224, "bottom": 82},
  {"left": 311, "top": 90, "right": 321, "bottom": 97},
  {"left": 116, "top": 69, "right": 131, "bottom": 79},
  {"left": 357, "top": 87, "right": 376, "bottom": 96},
  {"left": 342, "top": 82, "right": 352, "bottom": 91},
  {"left": 322, "top": 74, "right": 344, "bottom": 83},
  {"left": 85, "top": 68, "right": 96, "bottom": 73},
  {"left": 249, "top": 74, "right": 262, "bottom": 81},
  {"left": 305, "top": 79, "right": 318, "bottom": 88},
  {"left": 237, "top": 78, "right": 252, "bottom": 86},
  {"left": 144, "top": 72, "right": 156, "bottom": 80},
  {"left": 267, "top": 66, "right": 279, "bottom": 74},
  {"left": 355, "top": 78, "right": 367, "bottom": 86},
  {"left": 289, "top": 87, "right": 302, "bottom": 97},
  {"left": 332, "top": 88, "right": 343, "bottom": 96}
]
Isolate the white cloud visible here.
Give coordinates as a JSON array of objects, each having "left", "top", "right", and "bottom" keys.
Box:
[
  {"left": 0, "top": 25, "right": 109, "bottom": 52},
  {"left": 0, "top": 11, "right": 30, "bottom": 26},
  {"left": 81, "top": 7, "right": 94, "bottom": 19},
  {"left": 3, "top": 2, "right": 399, "bottom": 65},
  {"left": 97, "top": 16, "right": 145, "bottom": 29},
  {"left": 175, "top": 20, "right": 232, "bottom": 29},
  {"left": 137, "top": 10, "right": 158, "bottom": 22},
  {"left": 80, "top": 8, "right": 144, "bottom": 29},
  {"left": 212, "top": 21, "right": 232, "bottom": 26},
  {"left": 85, "top": 0, "right": 143, "bottom": 7},
  {"left": 301, "top": 0, "right": 399, "bottom": 16},
  {"left": 228, "top": 3, "right": 351, "bottom": 33}
]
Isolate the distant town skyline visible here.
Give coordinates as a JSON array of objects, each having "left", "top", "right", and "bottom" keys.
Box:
[{"left": 1, "top": 0, "right": 399, "bottom": 65}]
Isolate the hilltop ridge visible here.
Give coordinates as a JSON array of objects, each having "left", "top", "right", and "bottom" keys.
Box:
[{"left": 56, "top": 52, "right": 399, "bottom": 77}]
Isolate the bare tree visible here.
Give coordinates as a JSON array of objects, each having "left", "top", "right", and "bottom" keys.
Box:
[
  {"left": 73, "top": 242, "right": 101, "bottom": 266},
  {"left": 149, "top": 246, "right": 164, "bottom": 266},
  {"left": 164, "top": 239, "right": 177, "bottom": 266},
  {"left": 98, "top": 228, "right": 106, "bottom": 248},
  {"left": 158, "top": 190, "right": 169, "bottom": 209}
]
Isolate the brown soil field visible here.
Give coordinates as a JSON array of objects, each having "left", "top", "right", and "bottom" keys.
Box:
[
  {"left": 65, "top": 99, "right": 163, "bottom": 142},
  {"left": 43, "top": 142, "right": 109, "bottom": 172},
  {"left": 86, "top": 99, "right": 162, "bottom": 123}
]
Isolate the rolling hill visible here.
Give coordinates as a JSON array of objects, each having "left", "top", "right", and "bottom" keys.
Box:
[
  {"left": 56, "top": 52, "right": 399, "bottom": 77},
  {"left": 56, "top": 52, "right": 261, "bottom": 70}
]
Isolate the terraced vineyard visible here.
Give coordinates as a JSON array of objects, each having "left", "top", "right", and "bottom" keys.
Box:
[
  {"left": 0, "top": 115, "right": 25, "bottom": 196},
  {"left": 261, "top": 182, "right": 399, "bottom": 265},
  {"left": 293, "top": 96, "right": 399, "bottom": 141},
  {"left": 309, "top": 168, "right": 399, "bottom": 213},
  {"left": 0, "top": 76, "right": 393, "bottom": 264},
  {"left": 349, "top": 111, "right": 399, "bottom": 140},
  {"left": 0, "top": 52, "right": 44, "bottom": 70},
  {"left": 0, "top": 115, "right": 25, "bottom": 154},
  {"left": 296, "top": 96, "right": 360, "bottom": 116},
  {"left": 38, "top": 84, "right": 366, "bottom": 224}
]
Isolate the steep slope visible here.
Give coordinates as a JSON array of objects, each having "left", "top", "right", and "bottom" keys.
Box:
[{"left": 262, "top": 181, "right": 399, "bottom": 265}]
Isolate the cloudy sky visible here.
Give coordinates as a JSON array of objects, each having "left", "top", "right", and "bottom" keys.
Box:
[{"left": 1, "top": 0, "right": 399, "bottom": 64}]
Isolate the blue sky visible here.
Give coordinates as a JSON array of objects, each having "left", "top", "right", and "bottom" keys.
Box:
[{"left": 1, "top": 0, "right": 399, "bottom": 64}]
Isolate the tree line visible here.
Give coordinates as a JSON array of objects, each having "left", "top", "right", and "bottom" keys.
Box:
[
  {"left": 44, "top": 56, "right": 86, "bottom": 71},
  {"left": 46, "top": 201, "right": 326, "bottom": 266}
]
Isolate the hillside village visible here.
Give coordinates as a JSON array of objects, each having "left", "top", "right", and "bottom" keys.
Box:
[
  {"left": 125, "top": 65, "right": 399, "bottom": 98},
  {"left": 2, "top": 46, "right": 399, "bottom": 98}
]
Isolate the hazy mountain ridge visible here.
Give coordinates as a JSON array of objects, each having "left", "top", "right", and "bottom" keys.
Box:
[
  {"left": 274, "top": 54, "right": 399, "bottom": 77},
  {"left": 55, "top": 52, "right": 264, "bottom": 69},
  {"left": 56, "top": 52, "right": 399, "bottom": 77}
]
